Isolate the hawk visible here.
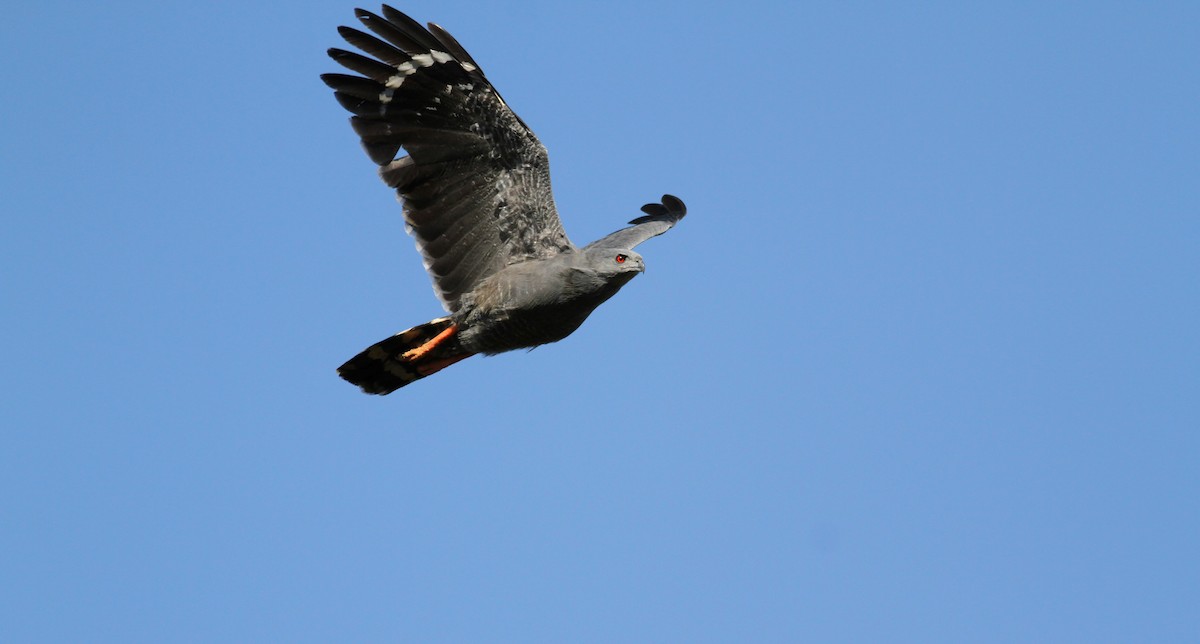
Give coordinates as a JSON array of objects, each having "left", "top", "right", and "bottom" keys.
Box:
[{"left": 322, "top": 6, "right": 686, "bottom": 394}]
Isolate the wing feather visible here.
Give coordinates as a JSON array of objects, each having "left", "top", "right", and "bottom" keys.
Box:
[
  {"left": 336, "top": 26, "right": 409, "bottom": 66},
  {"left": 326, "top": 5, "right": 573, "bottom": 312},
  {"left": 328, "top": 48, "right": 398, "bottom": 82},
  {"left": 378, "top": 6, "right": 447, "bottom": 52},
  {"left": 585, "top": 195, "right": 688, "bottom": 251},
  {"left": 426, "top": 22, "right": 482, "bottom": 70},
  {"left": 356, "top": 8, "right": 433, "bottom": 53}
]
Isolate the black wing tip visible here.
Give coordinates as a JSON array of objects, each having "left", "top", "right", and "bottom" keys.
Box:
[
  {"left": 661, "top": 194, "right": 686, "bottom": 214},
  {"left": 630, "top": 194, "right": 687, "bottom": 224},
  {"left": 336, "top": 7, "right": 481, "bottom": 75},
  {"left": 319, "top": 71, "right": 359, "bottom": 88},
  {"left": 327, "top": 46, "right": 359, "bottom": 60}
]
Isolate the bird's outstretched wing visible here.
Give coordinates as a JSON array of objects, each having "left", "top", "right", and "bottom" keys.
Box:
[
  {"left": 322, "top": 6, "right": 573, "bottom": 313},
  {"left": 585, "top": 195, "right": 687, "bottom": 250}
]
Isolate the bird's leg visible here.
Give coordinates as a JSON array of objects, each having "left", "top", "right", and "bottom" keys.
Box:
[{"left": 401, "top": 324, "right": 458, "bottom": 361}]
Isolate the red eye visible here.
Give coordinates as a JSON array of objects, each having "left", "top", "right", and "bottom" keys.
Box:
[{"left": 615, "top": 254, "right": 627, "bottom": 264}]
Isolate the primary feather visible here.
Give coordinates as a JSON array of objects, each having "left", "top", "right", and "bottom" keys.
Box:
[{"left": 322, "top": 7, "right": 571, "bottom": 313}]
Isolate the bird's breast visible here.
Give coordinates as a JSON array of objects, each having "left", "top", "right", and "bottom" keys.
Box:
[
  {"left": 458, "top": 304, "right": 588, "bottom": 354},
  {"left": 457, "top": 281, "right": 627, "bottom": 355}
]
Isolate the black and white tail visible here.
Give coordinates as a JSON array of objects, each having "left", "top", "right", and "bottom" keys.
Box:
[{"left": 337, "top": 317, "right": 474, "bottom": 395}]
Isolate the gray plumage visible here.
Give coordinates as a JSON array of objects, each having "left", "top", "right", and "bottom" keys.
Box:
[{"left": 323, "top": 6, "right": 686, "bottom": 394}]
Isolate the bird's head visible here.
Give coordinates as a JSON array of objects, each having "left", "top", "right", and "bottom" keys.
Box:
[{"left": 587, "top": 247, "right": 645, "bottom": 279}]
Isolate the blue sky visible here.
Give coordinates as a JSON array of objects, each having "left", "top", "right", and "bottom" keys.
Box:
[{"left": 3, "top": 1, "right": 1197, "bottom": 641}]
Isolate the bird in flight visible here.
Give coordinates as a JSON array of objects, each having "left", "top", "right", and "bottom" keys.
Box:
[{"left": 322, "top": 6, "right": 686, "bottom": 394}]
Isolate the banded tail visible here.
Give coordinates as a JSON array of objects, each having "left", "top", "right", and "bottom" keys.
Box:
[{"left": 337, "top": 317, "right": 474, "bottom": 394}]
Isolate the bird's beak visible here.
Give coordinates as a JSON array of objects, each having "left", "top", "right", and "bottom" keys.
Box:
[{"left": 637, "top": 259, "right": 646, "bottom": 273}]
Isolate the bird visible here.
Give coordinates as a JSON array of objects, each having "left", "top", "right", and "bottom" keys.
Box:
[{"left": 322, "top": 5, "right": 686, "bottom": 394}]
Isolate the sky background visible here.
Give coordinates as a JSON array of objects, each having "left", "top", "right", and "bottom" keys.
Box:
[{"left": 3, "top": 1, "right": 1198, "bottom": 641}]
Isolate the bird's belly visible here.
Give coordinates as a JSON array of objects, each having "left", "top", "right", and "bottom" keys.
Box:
[{"left": 459, "top": 302, "right": 599, "bottom": 355}]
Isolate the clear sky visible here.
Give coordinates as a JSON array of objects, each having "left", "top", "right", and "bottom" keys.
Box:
[{"left": 3, "top": 1, "right": 1198, "bottom": 641}]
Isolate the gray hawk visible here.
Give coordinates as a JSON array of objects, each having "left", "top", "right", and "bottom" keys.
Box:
[{"left": 322, "top": 5, "right": 687, "bottom": 394}]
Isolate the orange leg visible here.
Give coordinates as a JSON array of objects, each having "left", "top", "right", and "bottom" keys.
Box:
[{"left": 401, "top": 324, "right": 458, "bottom": 361}]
